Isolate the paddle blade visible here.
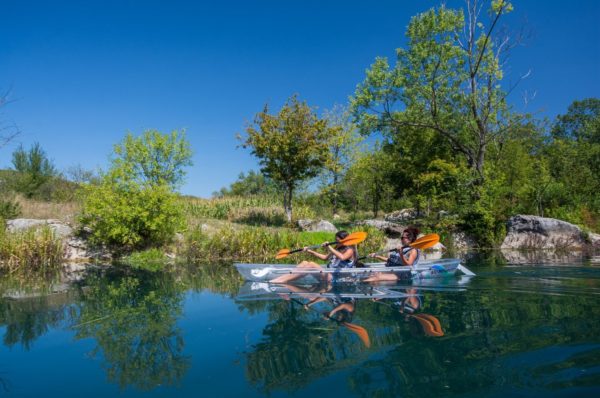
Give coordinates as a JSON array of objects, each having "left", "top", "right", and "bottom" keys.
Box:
[
  {"left": 275, "top": 249, "right": 290, "bottom": 259},
  {"left": 340, "top": 231, "right": 368, "bottom": 246},
  {"left": 410, "top": 233, "right": 440, "bottom": 250},
  {"left": 343, "top": 322, "right": 371, "bottom": 348},
  {"left": 411, "top": 314, "right": 444, "bottom": 337}
]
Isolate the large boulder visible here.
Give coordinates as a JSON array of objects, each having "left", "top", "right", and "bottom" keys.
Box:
[
  {"left": 501, "top": 215, "right": 589, "bottom": 250},
  {"left": 296, "top": 219, "right": 337, "bottom": 233},
  {"left": 6, "top": 218, "right": 73, "bottom": 238}
]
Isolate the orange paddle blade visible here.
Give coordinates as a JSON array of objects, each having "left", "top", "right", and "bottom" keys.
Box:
[
  {"left": 340, "top": 231, "right": 368, "bottom": 246},
  {"left": 410, "top": 233, "right": 440, "bottom": 250},
  {"left": 411, "top": 314, "right": 444, "bottom": 337},
  {"left": 342, "top": 322, "right": 371, "bottom": 348},
  {"left": 275, "top": 249, "right": 291, "bottom": 259}
]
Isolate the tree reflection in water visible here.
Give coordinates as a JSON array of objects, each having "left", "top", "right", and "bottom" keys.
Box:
[{"left": 71, "top": 273, "right": 190, "bottom": 390}]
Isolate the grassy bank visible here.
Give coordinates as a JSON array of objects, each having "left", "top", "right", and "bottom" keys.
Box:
[{"left": 0, "top": 226, "right": 64, "bottom": 272}]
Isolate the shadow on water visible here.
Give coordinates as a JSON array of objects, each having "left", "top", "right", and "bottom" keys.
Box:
[{"left": 1, "top": 252, "right": 600, "bottom": 396}]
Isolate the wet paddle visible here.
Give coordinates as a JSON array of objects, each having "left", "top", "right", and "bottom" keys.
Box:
[
  {"left": 276, "top": 231, "right": 368, "bottom": 260},
  {"left": 290, "top": 297, "right": 371, "bottom": 348},
  {"left": 357, "top": 233, "right": 440, "bottom": 261}
]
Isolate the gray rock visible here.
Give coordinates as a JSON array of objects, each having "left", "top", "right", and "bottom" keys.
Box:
[
  {"left": 355, "top": 219, "right": 405, "bottom": 236},
  {"left": 501, "top": 215, "right": 587, "bottom": 250},
  {"left": 385, "top": 208, "right": 423, "bottom": 223},
  {"left": 450, "top": 231, "right": 477, "bottom": 251},
  {"left": 296, "top": 219, "right": 337, "bottom": 233},
  {"left": 6, "top": 218, "right": 73, "bottom": 238}
]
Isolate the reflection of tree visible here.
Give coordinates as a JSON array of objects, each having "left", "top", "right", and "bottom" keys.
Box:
[
  {"left": 243, "top": 300, "right": 368, "bottom": 393},
  {"left": 347, "top": 290, "right": 600, "bottom": 397},
  {"left": 72, "top": 274, "right": 190, "bottom": 390}
]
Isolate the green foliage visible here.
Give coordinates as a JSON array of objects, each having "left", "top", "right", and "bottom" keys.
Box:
[
  {"left": 214, "top": 170, "right": 279, "bottom": 197},
  {"left": 0, "top": 193, "right": 21, "bottom": 220},
  {"left": 80, "top": 129, "right": 191, "bottom": 250},
  {"left": 121, "top": 248, "right": 169, "bottom": 272},
  {"left": 80, "top": 183, "right": 183, "bottom": 250},
  {"left": 11, "top": 143, "right": 58, "bottom": 198},
  {"left": 240, "top": 95, "right": 329, "bottom": 221},
  {"left": 182, "top": 225, "right": 384, "bottom": 263},
  {"left": 111, "top": 129, "right": 193, "bottom": 189}
]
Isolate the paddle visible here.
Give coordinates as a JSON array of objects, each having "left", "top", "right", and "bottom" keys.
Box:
[
  {"left": 357, "top": 233, "right": 440, "bottom": 261},
  {"left": 290, "top": 297, "right": 371, "bottom": 348},
  {"left": 372, "top": 299, "right": 444, "bottom": 337},
  {"left": 276, "top": 231, "right": 368, "bottom": 260}
]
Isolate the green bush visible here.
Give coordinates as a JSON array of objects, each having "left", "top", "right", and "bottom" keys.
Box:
[
  {"left": 120, "top": 248, "right": 169, "bottom": 272},
  {"left": 0, "top": 195, "right": 21, "bottom": 220},
  {"left": 79, "top": 183, "right": 183, "bottom": 250}
]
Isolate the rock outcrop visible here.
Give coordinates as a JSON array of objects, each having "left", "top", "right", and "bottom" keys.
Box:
[
  {"left": 296, "top": 219, "right": 337, "bottom": 233},
  {"left": 501, "top": 215, "right": 597, "bottom": 250}
]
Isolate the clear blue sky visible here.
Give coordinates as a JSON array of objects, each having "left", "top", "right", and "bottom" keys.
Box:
[{"left": 1, "top": 0, "right": 599, "bottom": 197}]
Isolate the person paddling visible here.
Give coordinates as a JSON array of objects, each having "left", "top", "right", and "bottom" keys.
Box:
[
  {"left": 364, "top": 227, "right": 421, "bottom": 282},
  {"left": 270, "top": 230, "right": 358, "bottom": 284}
]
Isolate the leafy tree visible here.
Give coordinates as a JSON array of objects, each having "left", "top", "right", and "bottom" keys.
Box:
[
  {"left": 11, "top": 142, "right": 57, "bottom": 198},
  {"left": 80, "top": 130, "right": 191, "bottom": 250},
  {"left": 214, "top": 170, "right": 278, "bottom": 198},
  {"left": 239, "top": 95, "right": 329, "bottom": 222},
  {"left": 111, "top": 129, "right": 193, "bottom": 190},
  {"left": 321, "top": 104, "right": 363, "bottom": 215},
  {"left": 351, "top": 0, "right": 518, "bottom": 192},
  {"left": 340, "top": 147, "right": 396, "bottom": 218}
]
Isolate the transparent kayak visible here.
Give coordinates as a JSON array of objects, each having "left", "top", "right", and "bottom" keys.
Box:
[{"left": 234, "top": 258, "right": 474, "bottom": 283}]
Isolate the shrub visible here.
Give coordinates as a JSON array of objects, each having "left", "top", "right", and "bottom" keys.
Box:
[
  {"left": 0, "top": 226, "right": 63, "bottom": 272},
  {"left": 79, "top": 183, "right": 183, "bottom": 250},
  {"left": 120, "top": 248, "right": 169, "bottom": 272}
]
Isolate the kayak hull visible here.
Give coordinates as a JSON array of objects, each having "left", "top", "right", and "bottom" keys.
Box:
[{"left": 234, "top": 258, "right": 470, "bottom": 283}]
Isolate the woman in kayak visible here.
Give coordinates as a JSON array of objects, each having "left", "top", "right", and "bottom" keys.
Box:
[
  {"left": 270, "top": 230, "right": 358, "bottom": 284},
  {"left": 363, "top": 227, "right": 421, "bottom": 282}
]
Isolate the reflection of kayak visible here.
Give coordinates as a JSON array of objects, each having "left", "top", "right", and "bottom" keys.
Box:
[
  {"left": 236, "top": 282, "right": 419, "bottom": 301},
  {"left": 235, "top": 258, "right": 475, "bottom": 283}
]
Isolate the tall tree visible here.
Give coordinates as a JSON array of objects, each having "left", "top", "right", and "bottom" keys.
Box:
[
  {"left": 240, "top": 95, "right": 328, "bottom": 222},
  {"left": 11, "top": 142, "right": 57, "bottom": 198},
  {"left": 321, "top": 104, "right": 363, "bottom": 215},
  {"left": 351, "top": 0, "right": 519, "bottom": 192}
]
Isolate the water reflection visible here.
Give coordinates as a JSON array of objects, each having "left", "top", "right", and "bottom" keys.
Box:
[{"left": 1, "top": 255, "right": 600, "bottom": 396}]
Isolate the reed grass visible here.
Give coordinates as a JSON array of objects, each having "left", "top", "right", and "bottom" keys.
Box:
[
  {"left": 181, "top": 195, "right": 316, "bottom": 223},
  {"left": 181, "top": 225, "right": 386, "bottom": 263},
  {"left": 0, "top": 226, "right": 64, "bottom": 272}
]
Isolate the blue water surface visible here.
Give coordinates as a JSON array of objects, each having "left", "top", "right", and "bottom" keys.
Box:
[{"left": 2, "top": 253, "right": 600, "bottom": 397}]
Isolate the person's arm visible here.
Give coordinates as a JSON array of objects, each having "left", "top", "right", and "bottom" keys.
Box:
[
  {"left": 371, "top": 254, "right": 389, "bottom": 261},
  {"left": 326, "top": 245, "right": 354, "bottom": 261},
  {"left": 304, "top": 247, "right": 329, "bottom": 260}
]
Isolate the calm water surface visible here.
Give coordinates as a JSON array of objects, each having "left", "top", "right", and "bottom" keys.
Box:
[{"left": 1, "top": 252, "right": 600, "bottom": 397}]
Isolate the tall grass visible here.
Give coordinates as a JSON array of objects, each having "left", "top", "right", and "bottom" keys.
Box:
[
  {"left": 14, "top": 194, "right": 80, "bottom": 224},
  {"left": 181, "top": 225, "right": 386, "bottom": 263},
  {"left": 182, "top": 195, "right": 316, "bottom": 224},
  {"left": 0, "top": 226, "right": 64, "bottom": 272}
]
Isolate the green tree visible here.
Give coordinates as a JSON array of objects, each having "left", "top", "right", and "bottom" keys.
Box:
[
  {"left": 80, "top": 130, "right": 192, "bottom": 250},
  {"left": 351, "top": 0, "right": 517, "bottom": 191},
  {"left": 321, "top": 104, "right": 363, "bottom": 215},
  {"left": 214, "top": 170, "right": 278, "bottom": 197},
  {"left": 11, "top": 142, "right": 57, "bottom": 198},
  {"left": 240, "top": 95, "right": 329, "bottom": 222},
  {"left": 111, "top": 129, "right": 193, "bottom": 189}
]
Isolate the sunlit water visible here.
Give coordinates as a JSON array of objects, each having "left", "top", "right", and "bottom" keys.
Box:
[{"left": 1, "top": 252, "right": 600, "bottom": 397}]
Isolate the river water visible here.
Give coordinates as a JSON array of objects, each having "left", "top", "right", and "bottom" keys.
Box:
[{"left": 1, "top": 252, "right": 600, "bottom": 397}]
